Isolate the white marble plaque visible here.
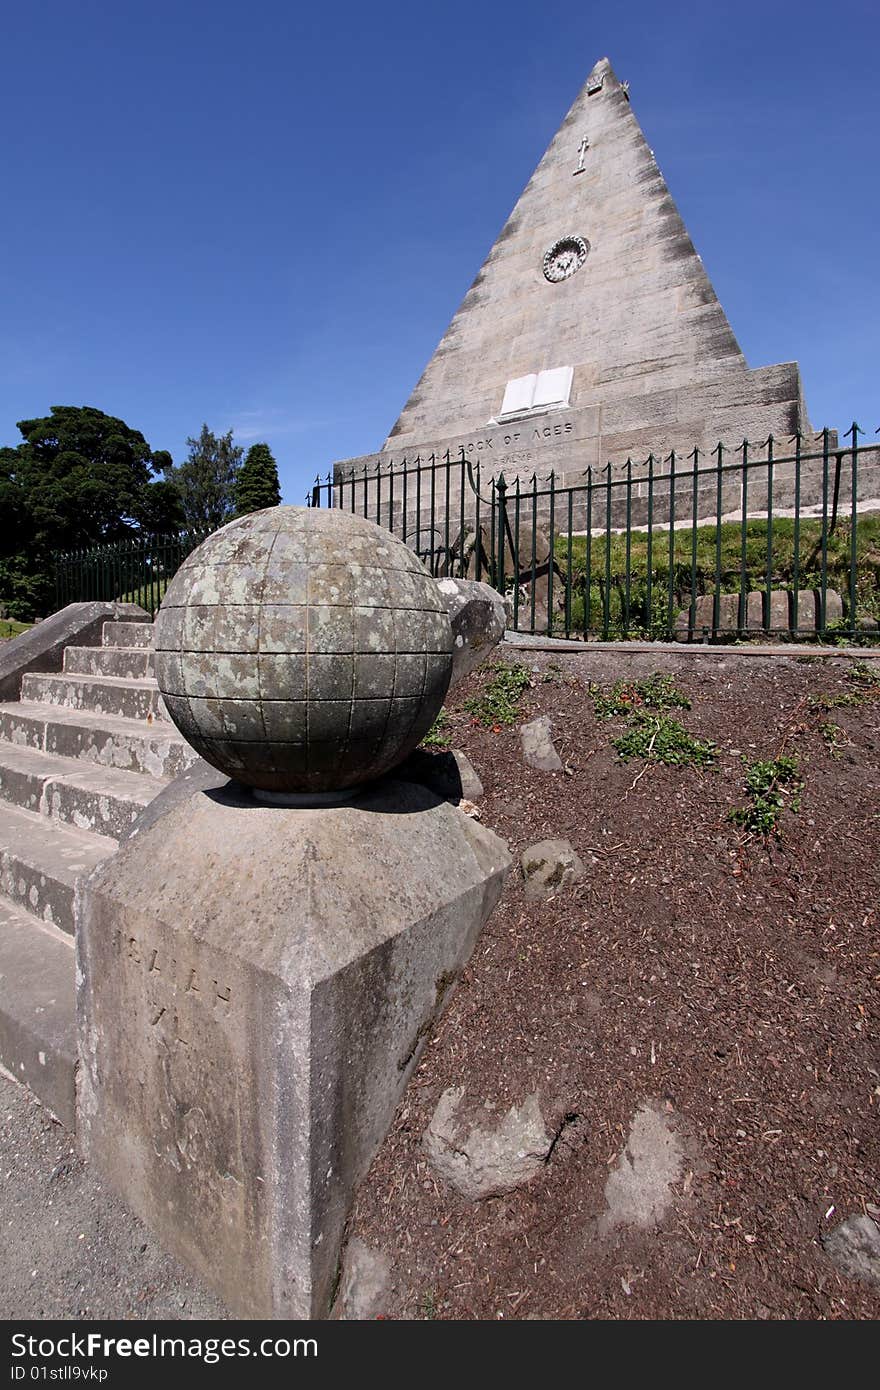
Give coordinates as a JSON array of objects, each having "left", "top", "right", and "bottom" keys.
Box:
[
  {"left": 499, "top": 374, "right": 538, "bottom": 418},
  {"left": 533, "top": 365, "right": 573, "bottom": 409}
]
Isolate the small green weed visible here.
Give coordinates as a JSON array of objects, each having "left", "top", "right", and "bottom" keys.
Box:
[
  {"left": 728, "top": 756, "right": 803, "bottom": 837},
  {"left": 808, "top": 663, "right": 879, "bottom": 713},
  {"left": 590, "top": 673, "right": 691, "bottom": 719},
  {"left": 819, "top": 720, "right": 848, "bottom": 760},
  {"left": 821, "top": 618, "right": 880, "bottom": 649},
  {"left": 847, "top": 660, "right": 880, "bottom": 686},
  {"left": 419, "top": 1290, "right": 437, "bottom": 1320},
  {"left": 464, "top": 662, "right": 531, "bottom": 727},
  {"left": 420, "top": 708, "right": 449, "bottom": 749},
  {"left": 808, "top": 690, "right": 866, "bottom": 712},
  {"left": 611, "top": 709, "right": 716, "bottom": 767}
]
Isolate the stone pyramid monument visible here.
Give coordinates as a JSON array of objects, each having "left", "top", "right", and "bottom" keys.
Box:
[{"left": 337, "top": 56, "right": 810, "bottom": 486}]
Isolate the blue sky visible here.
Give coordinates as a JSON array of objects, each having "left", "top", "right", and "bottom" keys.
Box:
[{"left": 1, "top": 0, "right": 877, "bottom": 503}]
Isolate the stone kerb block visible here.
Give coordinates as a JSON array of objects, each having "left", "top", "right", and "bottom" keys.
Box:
[{"left": 76, "top": 773, "right": 511, "bottom": 1320}]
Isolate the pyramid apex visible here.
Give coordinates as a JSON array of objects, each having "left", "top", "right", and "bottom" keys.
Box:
[{"left": 584, "top": 56, "right": 617, "bottom": 90}]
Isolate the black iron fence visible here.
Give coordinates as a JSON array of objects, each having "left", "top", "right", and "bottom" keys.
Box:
[
  {"left": 50, "top": 425, "right": 880, "bottom": 643},
  {"left": 53, "top": 530, "right": 208, "bottom": 618},
  {"left": 316, "top": 425, "right": 880, "bottom": 643}
]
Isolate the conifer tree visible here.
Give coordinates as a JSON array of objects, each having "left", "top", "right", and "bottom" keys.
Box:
[
  {"left": 233, "top": 442, "right": 281, "bottom": 515},
  {"left": 165, "top": 425, "right": 243, "bottom": 531}
]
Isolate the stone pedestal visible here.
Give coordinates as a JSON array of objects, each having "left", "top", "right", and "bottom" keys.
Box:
[{"left": 76, "top": 770, "right": 509, "bottom": 1319}]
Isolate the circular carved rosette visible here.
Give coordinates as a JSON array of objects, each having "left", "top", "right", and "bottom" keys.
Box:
[{"left": 542, "top": 236, "right": 590, "bottom": 283}]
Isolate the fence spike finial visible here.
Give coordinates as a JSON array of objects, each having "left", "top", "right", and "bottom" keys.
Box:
[{"left": 846, "top": 421, "right": 862, "bottom": 445}]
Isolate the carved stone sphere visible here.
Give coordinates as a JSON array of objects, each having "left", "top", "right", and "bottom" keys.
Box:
[{"left": 153, "top": 507, "right": 453, "bottom": 795}]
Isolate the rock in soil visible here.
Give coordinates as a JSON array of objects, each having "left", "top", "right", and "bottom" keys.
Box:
[
  {"left": 519, "top": 715, "right": 563, "bottom": 772},
  {"left": 335, "top": 1238, "right": 392, "bottom": 1319},
  {"left": 521, "top": 838, "right": 586, "bottom": 899},
  {"left": 821, "top": 1215, "right": 880, "bottom": 1286},
  {"left": 424, "top": 1086, "right": 552, "bottom": 1200},
  {"left": 599, "top": 1101, "right": 686, "bottom": 1233}
]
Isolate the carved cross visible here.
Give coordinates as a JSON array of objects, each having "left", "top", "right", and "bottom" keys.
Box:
[{"left": 574, "top": 135, "right": 589, "bottom": 175}]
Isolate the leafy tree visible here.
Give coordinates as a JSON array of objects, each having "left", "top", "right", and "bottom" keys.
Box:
[
  {"left": 11, "top": 406, "right": 168, "bottom": 549},
  {"left": 0, "top": 445, "right": 47, "bottom": 619},
  {"left": 233, "top": 442, "right": 281, "bottom": 515},
  {"left": 0, "top": 406, "right": 177, "bottom": 619},
  {"left": 165, "top": 425, "right": 243, "bottom": 531},
  {"left": 130, "top": 477, "right": 185, "bottom": 533}
]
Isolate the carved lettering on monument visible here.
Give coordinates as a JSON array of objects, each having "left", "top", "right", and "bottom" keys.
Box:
[
  {"left": 150, "top": 1004, "right": 189, "bottom": 1047},
  {"left": 455, "top": 421, "right": 575, "bottom": 458},
  {"left": 533, "top": 423, "right": 571, "bottom": 441},
  {"left": 112, "top": 927, "right": 234, "bottom": 1051},
  {"left": 500, "top": 421, "right": 573, "bottom": 448}
]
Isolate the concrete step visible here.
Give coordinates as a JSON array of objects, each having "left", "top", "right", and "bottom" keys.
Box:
[
  {"left": 0, "top": 701, "right": 194, "bottom": 780},
  {"left": 102, "top": 620, "right": 154, "bottom": 648},
  {"left": 63, "top": 645, "right": 155, "bottom": 679},
  {"left": 0, "top": 801, "right": 115, "bottom": 935},
  {"left": 0, "top": 898, "right": 75, "bottom": 1127},
  {"left": 19, "top": 672, "right": 168, "bottom": 723},
  {"left": 0, "top": 742, "right": 160, "bottom": 840}
]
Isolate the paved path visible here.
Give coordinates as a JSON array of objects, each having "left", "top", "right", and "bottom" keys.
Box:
[{"left": 0, "top": 1069, "right": 227, "bottom": 1320}]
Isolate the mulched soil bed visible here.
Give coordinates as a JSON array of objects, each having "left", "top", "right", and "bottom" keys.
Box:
[{"left": 345, "top": 649, "right": 880, "bottom": 1320}]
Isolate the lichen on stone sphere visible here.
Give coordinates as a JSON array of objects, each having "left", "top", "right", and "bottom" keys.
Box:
[{"left": 153, "top": 507, "right": 453, "bottom": 794}]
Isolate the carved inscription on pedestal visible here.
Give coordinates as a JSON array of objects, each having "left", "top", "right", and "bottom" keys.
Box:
[
  {"left": 113, "top": 927, "right": 233, "bottom": 1052},
  {"left": 109, "top": 926, "right": 246, "bottom": 1188}
]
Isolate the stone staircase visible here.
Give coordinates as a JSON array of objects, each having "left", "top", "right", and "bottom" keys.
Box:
[{"left": 0, "top": 618, "right": 196, "bottom": 1127}]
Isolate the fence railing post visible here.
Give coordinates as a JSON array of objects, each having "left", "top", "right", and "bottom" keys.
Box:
[
  {"left": 495, "top": 473, "right": 507, "bottom": 601},
  {"left": 646, "top": 454, "right": 655, "bottom": 637},
  {"left": 400, "top": 456, "right": 407, "bottom": 544},
  {"left": 713, "top": 442, "right": 723, "bottom": 639},
  {"left": 603, "top": 463, "right": 612, "bottom": 641},
  {"left": 847, "top": 421, "right": 861, "bottom": 636},
  {"left": 512, "top": 478, "right": 521, "bottom": 632},
  {"left": 458, "top": 450, "right": 466, "bottom": 577},
  {"left": 530, "top": 474, "right": 538, "bottom": 634},
  {"left": 547, "top": 470, "right": 556, "bottom": 637},
  {"left": 565, "top": 486, "right": 574, "bottom": 639},
  {"left": 792, "top": 433, "right": 802, "bottom": 634},
  {"left": 738, "top": 439, "right": 749, "bottom": 636},
  {"left": 666, "top": 450, "right": 677, "bottom": 638},
  {"left": 765, "top": 434, "right": 774, "bottom": 635},
  {"left": 585, "top": 466, "right": 593, "bottom": 640},
  {"left": 624, "top": 458, "right": 633, "bottom": 635},
  {"left": 688, "top": 446, "right": 699, "bottom": 640},
  {"left": 820, "top": 427, "right": 830, "bottom": 635}
]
